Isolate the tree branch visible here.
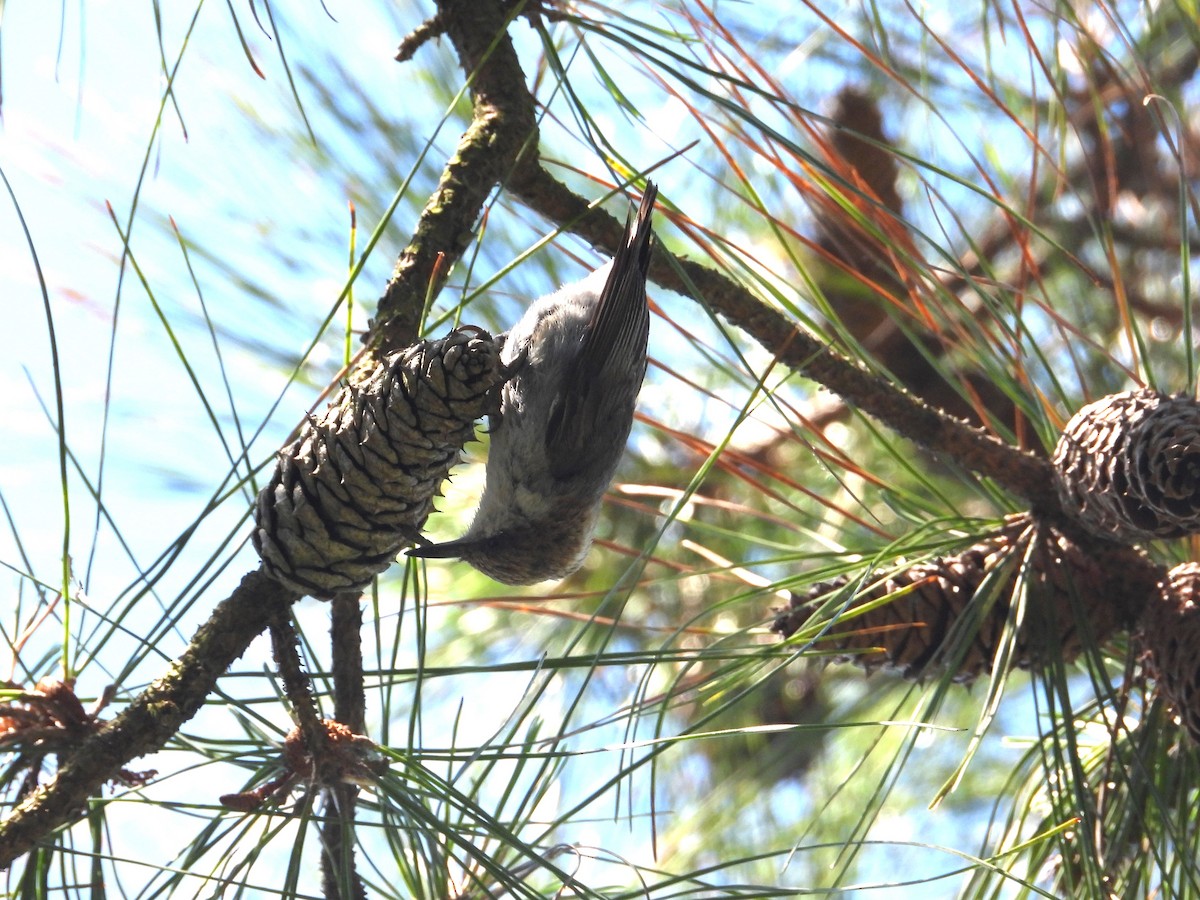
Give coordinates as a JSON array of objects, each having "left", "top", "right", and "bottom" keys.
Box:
[{"left": 372, "top": 0, "right": 539, "bottom": 354}]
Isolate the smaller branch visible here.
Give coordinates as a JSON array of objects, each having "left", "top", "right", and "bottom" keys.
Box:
[
  {"left": 323, "top": 593, "right": 367, "bottom": 900},
  {"left": 330, "top": 595, "right": 366, "bottom": 734},
  {"left": 510, "top": 170, "right": 1166, "bottom": 627},
  {"left": 270, "top": 607, "right": 367, "bottom": 900},
  {"left": 321, "top": 781, "right": 366, "bottom": 900},
  {"left": 268, "top": 613, "right": 330, "bottom": 775},
  {"left": 395, "top": 13, "right": 446, "bottom": 62}
]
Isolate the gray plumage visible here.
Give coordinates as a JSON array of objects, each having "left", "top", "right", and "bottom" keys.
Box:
[{"left": 409, "top": 183, "right": 658, "bottom": 584}]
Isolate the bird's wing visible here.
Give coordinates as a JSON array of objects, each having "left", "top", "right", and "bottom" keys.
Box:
[{"left": 545, "top": 183, "right": 656, "bottom": 480}]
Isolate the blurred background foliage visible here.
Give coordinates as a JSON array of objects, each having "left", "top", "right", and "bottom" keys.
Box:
[{"left": 2, "top": 0, "right": 1199, "bottom": 896}]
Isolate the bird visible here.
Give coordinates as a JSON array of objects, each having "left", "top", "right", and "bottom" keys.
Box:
[{"left": 408, "top": 183, "right": 658, "bottom": 584}]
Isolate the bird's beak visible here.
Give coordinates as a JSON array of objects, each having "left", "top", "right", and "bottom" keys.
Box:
[{"left": 406, "top": 539, "right": 474, "bottom": 560}]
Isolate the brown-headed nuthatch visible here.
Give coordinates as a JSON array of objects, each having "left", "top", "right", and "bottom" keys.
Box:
[{"left": 408, "top": 183, "right": 657, "bottom": 584}]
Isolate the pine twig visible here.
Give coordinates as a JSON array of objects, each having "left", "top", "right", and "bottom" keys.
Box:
[
  {"left": 395, "top": 12, "right": 446, "bottom": 62},
  {"left": 372, "top": 0, "right": 539, "bottom": 354},
  {"left": 330, "top": 595, "right": 366, "bottom": 736},
  {"left": 269, "top": 613, "right": 329, "bottom": 763},
  {"left": 323, "top": 594, "right": 367, "bottom": 900}
]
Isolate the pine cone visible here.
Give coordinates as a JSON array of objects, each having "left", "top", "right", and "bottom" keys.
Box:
[
  {"left": 253, "top": 327, "right": 504, "bottom": 598},
  {"left": 772, "top": 516, "right": 1123, "bottom": 682},
  {"left": 1053, "top": 389, "right": 1200, "bottom": 542},
  {"left": 1140, "top": 562, "right": 1200, "bottom": 744}
]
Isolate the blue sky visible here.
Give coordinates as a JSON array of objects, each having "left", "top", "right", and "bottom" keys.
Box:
[{"left": 2, "top": 3, "right": 408, "bottom": 599}]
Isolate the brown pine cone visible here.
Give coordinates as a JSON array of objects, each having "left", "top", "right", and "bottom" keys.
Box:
[
  {"left": 1140, "top": 562, "right": 1200, "bottom": 744},
  {"left": 773, "top": 515, "right": 1124, "bottom": 682},
  {"left": 1053, "top": 389, "right": 1200, "bottom": 542}
]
